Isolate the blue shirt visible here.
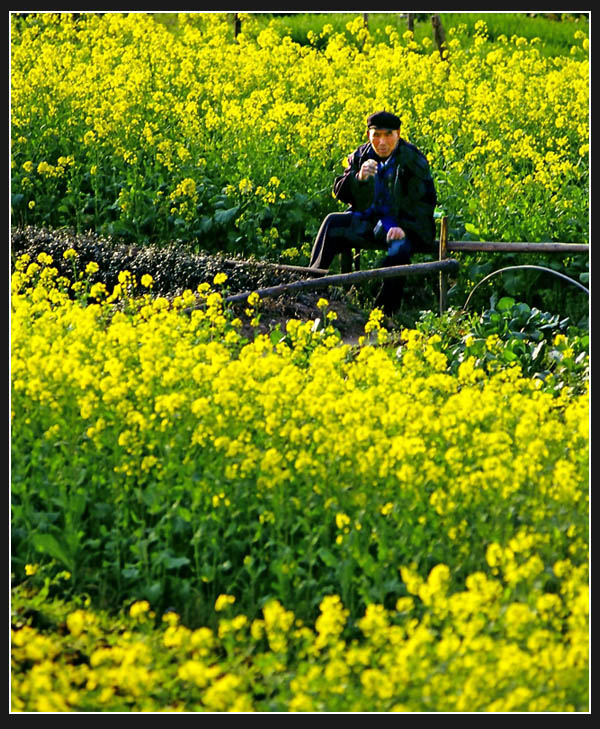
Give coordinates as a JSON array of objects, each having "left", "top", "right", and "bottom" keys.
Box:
[{"left": 360, "top": 154, "right": 399, "bottom": 233}]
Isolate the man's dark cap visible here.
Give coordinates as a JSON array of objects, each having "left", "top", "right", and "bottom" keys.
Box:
[{"left": 367, "top": 110, "right": 401, "bottom": 130}]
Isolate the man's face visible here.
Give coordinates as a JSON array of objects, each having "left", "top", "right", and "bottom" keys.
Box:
[{"left": 367, "top": 128, "right": 400, "bottom": 159}]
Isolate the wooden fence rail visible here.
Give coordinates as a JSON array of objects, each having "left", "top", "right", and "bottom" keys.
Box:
[
  {"left": 445, "top": 241, "right": 589, "bottom": 254},
  {"left": 222, "top": 258, "right": 459, "bottom": 306},
  {"left": 182, "top": 216, "right": 587, "bottom": 317},
  {"left": 437, "top": 215, "right": 589, "bottom": 313}
]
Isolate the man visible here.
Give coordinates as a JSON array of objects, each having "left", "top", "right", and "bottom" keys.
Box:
[{"left": 308, "top": 110, "right": 437, "bottom": 314}]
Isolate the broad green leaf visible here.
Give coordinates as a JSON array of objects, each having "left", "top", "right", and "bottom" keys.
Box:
[{"left": 32, "top": 533, "right": 74, "bottom": 572}]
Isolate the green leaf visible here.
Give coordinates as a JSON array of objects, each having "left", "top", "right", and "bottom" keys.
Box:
[
  {"left": 528, "top": 329, "right": 543, "bottom": 342},
  {"left": 532, "top": 340, "right": 546, "bottom": 361},
  {"left": 214, "top": 206, "right": 240, "bottom": 226},
  {"left": 269, "top": 325, "right": 285, "bottom": 345},
  {"left": 496, "top": 296, "right": 515, "bottom": 312},
  {"left": 514, "top": 302, "right": 531, "bottom": 317},
  {"left": 122, "top": 566, "right": 140, "bottom": 580},
  {"left": 141, "top": 582, "right": 164, "bottom": 603},
  {"left": 32, "top": 533, "right": 74, "bottom": 572},
  {"left": 177, "top": 506, "right": 192, "bottom": 522},
  {"left": 198, "top": 216, "right": 213, "bottom": 233},
  {"left": 200, "top": 565, "right": 216, "bottom": 582},
  {"left": 317, "top": 547, "right": 338, "bottom": 567},
  {"left": 164, "top": 556, "right": 191, "bottom": 571},
  {"left": 501, "top": 348, "right": 518, "bottom": 362},
  {"left": 469, "top": 261, "right": 493, "bottom": 279},
  {"left": 70, "top": 492, "right": 87, "bottom": 522}
]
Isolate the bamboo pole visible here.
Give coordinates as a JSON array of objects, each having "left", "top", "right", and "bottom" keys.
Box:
[
  {"left": 446, "top": 241, "right": 588, "bottom": 254},
  {"left": 439, "top": 216, "right": 449, "bottom": 315},
  {"left": 221, "top": 259, "right": 460, "bottom": 306}
]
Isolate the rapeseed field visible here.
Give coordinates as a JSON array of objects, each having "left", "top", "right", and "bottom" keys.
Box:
[
  {"left": 11, "top": 12, "right": 589, "bottom": 713},
  {"left": 11, "top": 251, "right": 588, "bottom": 711},
  {"left": 11, "top": 12, "right": 589, "bottom": 253}
]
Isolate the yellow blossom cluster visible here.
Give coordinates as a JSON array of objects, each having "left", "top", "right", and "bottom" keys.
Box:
[
  {"left": 10, "top": 13, "right": 588, "bottom": 247},
  {"left": 11, "top": 549, "right": 588, "bottom": 711},
  {"left": 11, "top": 253, "right": 588, "bottom": 711}
]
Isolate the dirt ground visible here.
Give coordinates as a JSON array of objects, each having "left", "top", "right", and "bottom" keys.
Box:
[{"left": 230, "top": 288, "right": 371, "bottom": 345}]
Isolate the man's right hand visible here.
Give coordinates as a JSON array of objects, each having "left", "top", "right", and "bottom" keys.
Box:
[{"left": 357, "top": 159, "right": 378, "bottom": 181}]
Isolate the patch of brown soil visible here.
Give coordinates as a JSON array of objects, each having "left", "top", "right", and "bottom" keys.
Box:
[{"left": 231, "top": 290, "right": 369, "bottom": 344}]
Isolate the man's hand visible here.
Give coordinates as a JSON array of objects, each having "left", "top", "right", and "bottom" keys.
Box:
[
  {"left": 386, "top": 226, "right": 406, "bottom": 241},
  {"left": 357, "top": 159, "right": 378, "bottom": 181}
]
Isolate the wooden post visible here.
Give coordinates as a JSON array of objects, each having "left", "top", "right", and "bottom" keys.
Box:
[
  {"left": 431, "top": 14, "right": 447, "bottom": 58},
  {"left": 406, "top": 13, "right": 415, "bottom": 33},
  {"left": 233, "top": 13, "right": 241, "bottom": 38},
  {"left": 439, "top": 215, "right": 449, "bottom": 315}
]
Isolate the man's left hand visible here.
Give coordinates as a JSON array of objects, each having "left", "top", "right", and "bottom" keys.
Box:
[{"left": 386, "top": 226, "right": 406, "bottom": 241}]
